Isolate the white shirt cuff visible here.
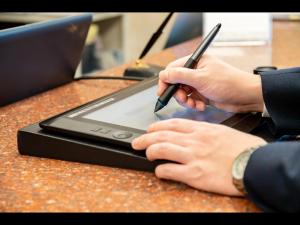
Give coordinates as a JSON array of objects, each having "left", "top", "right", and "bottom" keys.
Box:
[{"left": 262, "top": 103, "right": 270, "bottom": 117}]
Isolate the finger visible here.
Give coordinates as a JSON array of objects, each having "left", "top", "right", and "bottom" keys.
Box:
[
  {"left": 158, "top": 84, "right": 189, "bottom": 105},
  {"left": 210, "top": 102, "right": 241, "bottom": 113},
  {"left": 175, "top": 97, "right": 188, "bottom": 108},
  {"left": 173, "top": 88, "right": 188, "bottom": 104},
  {"left": 181, "top": 85, "right": 193, "bottom": 95},
  {"left": 195, "top": 100, "right": 206, "bottom": 111},
  {"left": 146, "top": 142, "right": 191, "bottom": 164},
  {"left": 176, "top": 96, "right": 206, "bottom": 111},
  {"left": 188, "top": 91, "right": 206, "bottom": 109},
  {"left": 148, "top": 118, "right": 197, "bottom": 133},
  {"left": 185, "top": 97, "right": 196, "bottom": 108},
  {"left": 176, "top": 86, "right": 207, "bottom": 107},
  {"left": 157, "top": 79, "right": 192, "bottom": 102},
  {"left": 157, "top": 79, "right": 169, "bottom": 96},
  {"left": 189, "top": 89, "right": 206, "bottom": 101},
  {"left": 132, "top": 131, "right": 188, "bottom": 150},
  {"left": 159, "top": 67, "right": 202, "bottom": 88},
  {"left": 166, "top": 55, "right": 192, "bottom": 69},
  {"left": 155, "top": 163, "right": 189, "bottom": 183}
]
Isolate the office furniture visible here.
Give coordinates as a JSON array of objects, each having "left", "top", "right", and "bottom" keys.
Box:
[
  {"left": 164, "top": 13, "right": 203, "bottom": 48},
  {"left": 0, "top": 21, "right": 299, "bottom": 212},
  {"left": 0, "top": 13, "right": 175, "bottom": 71}
]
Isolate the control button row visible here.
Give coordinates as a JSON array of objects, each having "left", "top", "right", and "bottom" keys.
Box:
[
  {"left": 91, "top": 128, "right": 133, "bottom": 139},
  {"left": 112, "top": 131, "right": 133, "bottom": 139},
  {"left": 90, "top": 127, "right": 111, "bottom": 134}
]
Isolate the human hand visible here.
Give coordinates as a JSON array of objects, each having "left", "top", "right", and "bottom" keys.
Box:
[
  {"left": 158, "top": 54, "right": 264, "bottom": 113},
  {"left": 132, "top": 118, "right": 267, "bottom": 196}
]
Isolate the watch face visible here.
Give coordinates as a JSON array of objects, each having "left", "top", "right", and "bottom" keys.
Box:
[
  {"left": 233, "top": 157, "right": 245, "bottom": 180},
  {"left": 232, "top": 150, "right": 253, "bottom": 180}
]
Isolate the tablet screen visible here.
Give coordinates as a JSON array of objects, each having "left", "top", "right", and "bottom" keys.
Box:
[{"left": 83, "top": 85, "right": 233, "bottom": 131}]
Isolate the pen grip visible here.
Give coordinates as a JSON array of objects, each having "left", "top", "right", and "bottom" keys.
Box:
[
  {"left": 159, "top": 83, "right": 180, "bottom": 105},
  {"left": 183, "top": 58, "right": 198, "bottom": 69},
  {"left": 158, "top": 58, "right": 197, "bottom": 105}
]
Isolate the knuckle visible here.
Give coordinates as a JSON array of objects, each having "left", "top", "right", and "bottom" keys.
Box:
[
  {"left": 157, "top": 142, "right": 170, "bottom": 150},
  {"left": 146, "top": 145, "right": 158, "bottom": 161},
  {"left": 155, "top": 165, "right": 171, "bottom": 178},
  {"left": 169, "top": 118, "right": 181, "bottom": 127},
  {"left": 159, "top": 70, "right": 169, "bottom": 82},
  {"left": 205, "top": 127, "right": 218, "bottom": 138},
  {"left": 146, "top": 143, "right": 169, "bottom": 160},
  {"left": 174, "top": 67, "right": 184, "bottom": 76},
  {"left": 194, "top": 121, "right": 210, "bottom": 131},
  {"left": 148, "top": 123, "right": 157, "bottom": 132},
  {"left": 156, "top": 131, "right": 169, "bottom": 142},
  {"left": 155, "top": 166, "right": 163, "bottom": 178},
  {"left": 192, "top": 123, "right": 217, "bottom": 139},
  {"left": 189, "top": 162, "right": 204, "bottom": 178}
]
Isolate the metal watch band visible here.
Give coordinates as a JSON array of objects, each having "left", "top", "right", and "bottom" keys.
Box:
[{"left": 232, "top": 145, "right": 263, "bottom": 195}]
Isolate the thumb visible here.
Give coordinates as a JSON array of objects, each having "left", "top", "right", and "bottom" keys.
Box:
[{"left": 159, "top": 67, "right": 203, "bottom": 88}]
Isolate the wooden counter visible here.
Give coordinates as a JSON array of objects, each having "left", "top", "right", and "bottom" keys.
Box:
[{"left": 1, "top": 21, "right": 300, "bottom": 212}]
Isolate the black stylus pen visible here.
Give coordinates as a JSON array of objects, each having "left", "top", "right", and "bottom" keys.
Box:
[{"left": 154, "top": 23, "right": 222, "bottom": 113}]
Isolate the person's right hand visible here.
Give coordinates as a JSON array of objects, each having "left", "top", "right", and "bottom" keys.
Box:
[{"left": 157, "top": 54, "right": 264, "bottom": 113}]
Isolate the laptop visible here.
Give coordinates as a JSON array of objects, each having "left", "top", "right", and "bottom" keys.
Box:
[{"left": 0, "top": 13, "right": 92, "bottom": 107}]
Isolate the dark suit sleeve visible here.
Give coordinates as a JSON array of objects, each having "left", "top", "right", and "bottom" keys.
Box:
[
  {"left": 244, "top": 142, "right": 300, "bottom": 212},
  {"left": 260, "top": 67, "right": 300, "bottom": 135},
  {"left": 244, "top": 68, "right": 300, "bottom": 212}
]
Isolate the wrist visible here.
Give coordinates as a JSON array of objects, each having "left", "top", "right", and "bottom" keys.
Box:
[
  {"left": 248, "top": 74, "right": 264, "bottom": 112},
  {"left": 254, "top": 76, "right": 264, "bottom": 112}
]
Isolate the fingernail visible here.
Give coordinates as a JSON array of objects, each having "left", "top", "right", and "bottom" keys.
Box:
[
  {"left": 147, "top": 124, "right": 154, "bottom": 132},
  {"left": 158, "top": 70, "right": 165, "bottom": 77},
  {"left": 131, "top": 138, "right": 138, "bottom": 149}
]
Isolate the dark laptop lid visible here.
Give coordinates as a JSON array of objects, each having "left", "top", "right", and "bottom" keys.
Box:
[{"left": 0, "top": 13, "right": 92, "bottom": 106}]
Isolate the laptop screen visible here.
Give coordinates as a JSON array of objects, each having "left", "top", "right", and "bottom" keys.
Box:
[{"left": 0, "top": 14, "right": 92, "bottom": 106}]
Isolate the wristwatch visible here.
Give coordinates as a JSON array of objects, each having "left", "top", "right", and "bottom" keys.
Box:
[
  {"left": 253, "top": 66, "right": 277, "bottom": 75},
  {"left": 231, "top": 145, "right": 262, "bottom": 195}
]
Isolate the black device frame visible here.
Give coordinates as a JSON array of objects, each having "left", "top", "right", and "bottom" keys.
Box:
[{"left": 40, "top": 76, "right": 262, "bottom": 149}]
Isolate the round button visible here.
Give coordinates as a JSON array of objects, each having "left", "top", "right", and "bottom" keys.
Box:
[{"left": 112, "top": 131, "right": 133, "bottom": 139}]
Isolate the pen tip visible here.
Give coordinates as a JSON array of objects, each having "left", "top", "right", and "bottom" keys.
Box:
[
  {"left": 154, "top": 101, "right": 164, "bottom": 113},
  {"left": 217, "top": 23, "right": 222, "bottom": 28}
]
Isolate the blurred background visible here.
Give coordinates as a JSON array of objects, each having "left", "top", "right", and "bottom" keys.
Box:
[{"left": 0, "top": 12, "right": 299, "bottom": 75}]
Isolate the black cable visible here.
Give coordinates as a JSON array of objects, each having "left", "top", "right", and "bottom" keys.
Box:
[
  {"left": 74, "top": 75, "right": 145, "bottom": 81},
  {"left": 138, "top": 12, "right": 174, "bottom": 59}
]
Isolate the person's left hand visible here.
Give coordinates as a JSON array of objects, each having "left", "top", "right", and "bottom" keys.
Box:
[{"left": 131, "top": 118, "right": 267, "bottom": 196}]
